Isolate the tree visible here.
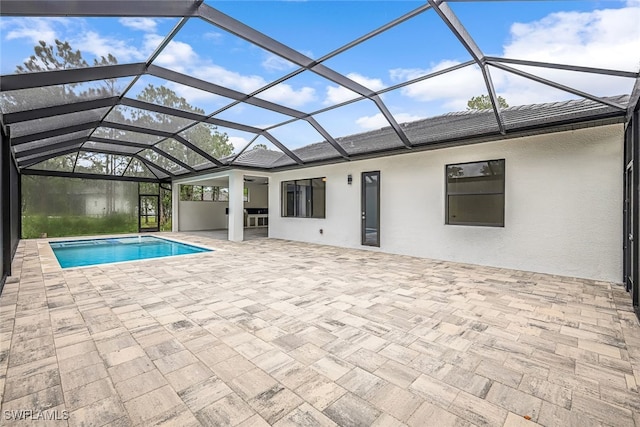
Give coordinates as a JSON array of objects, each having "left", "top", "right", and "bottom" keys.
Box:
[
  {"left": 132, "top": 84, "right": 234, "bottom": 168},
  {"left": 13, "top": 40, "right": 233, "bottom": 175},
  {"left": 15, "top": 39, "right": 233, "bottom": 233},
  {"left": 467, "top": 94, "right": 509, "bottom": 111},
  {"left": 17, "top": 39, "right": 87, "bottom": 73},
  {"left": 252, "top": 144, "right": 268, "bottom": 150}
]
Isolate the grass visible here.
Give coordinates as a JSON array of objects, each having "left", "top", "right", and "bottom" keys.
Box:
[{"left": 22, "top": 214, "right": 138, "bottom": 238}]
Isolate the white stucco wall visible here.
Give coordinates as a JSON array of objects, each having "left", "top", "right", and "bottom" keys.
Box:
[
  {"left": 177, "top": 181, "right": 269, "bottom": 231},
  {"left": 178, "top": 201, "right": 227, "bottom": 231},
  {"left": 268, "top": 124, "right": 624, "bottom": 282},
  {"left": 245, "top": 182, "right": 269, "bottom": 209}
]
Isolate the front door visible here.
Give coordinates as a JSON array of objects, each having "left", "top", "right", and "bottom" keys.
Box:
[
  {"left": 361, "top": 171, "right": 380, "bottom": 247},
  {"left": 139, "top": 195, "right": 159, "bottom": 232}
]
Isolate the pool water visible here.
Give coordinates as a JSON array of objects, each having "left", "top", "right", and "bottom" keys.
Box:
[{"left": 50, "top": 236, "right": 211, "bottom": 268}]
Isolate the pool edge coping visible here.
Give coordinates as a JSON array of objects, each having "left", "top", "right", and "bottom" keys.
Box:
[{"left": 41, "top": 233, "right": 221, "bottom": 272}]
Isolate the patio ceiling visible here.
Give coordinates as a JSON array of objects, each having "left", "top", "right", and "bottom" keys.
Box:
[{"left": 1, "top": 0, "right": 639, "bottom": 181}]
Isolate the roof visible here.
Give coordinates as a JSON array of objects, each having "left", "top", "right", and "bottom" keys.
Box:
[
  {"left": 0, "top": 1, "right": 638, "bottom": 181},
  {"left": 267, "top": 95, "right": 629, "bottom": 168}
]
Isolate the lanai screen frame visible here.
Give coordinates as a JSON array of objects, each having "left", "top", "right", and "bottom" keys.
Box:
[{"left": 1, "top": 0, "right": 638, "bottom": 184}]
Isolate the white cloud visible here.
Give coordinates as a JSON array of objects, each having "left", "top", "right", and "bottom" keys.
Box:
[
  {"left": 390, "top": 3, "right": 640, "bottom": 111},
  {"left": 119, "top": 18, "right": 157, "bottom": 33},
  {"left": 391, "top": 60, "right": 488, "bottom": 110},
  {"left": 151, "top": 39, "right": 317, "bottom": 107},
  {"left": 324, "top": 73, "right": 386, "bottom": 105},
  {"left": 192, "top": 64, "right": 316, "bottom": 106},
  {"left": 259, "top": 85, "right": 316, "bottom": 107},
  {"left": 262, "top": 54, "right": 296, "bottom": 72},
  {"left": 204, "top": 31, "right": 224, "bottom": 43},
  {"left": 355, "top": 112, "right": 426, "bottom": 130},
  {"left": 165, "top": 82, "right": 224, "bottom": 109},
  {"left": 229, "top": 136, "right": 250, "bottom": 151},
  {"left": 505, "top": 7, "right": 640, "bottom": 71},
  {"left": 496, "top": 5, "right": 640, "bottom": 105},
  {"left": 73, "top": 31, "right": 146, "bottom": 63},
  {"left": 3, "top": 17, "right": 68, "bottom": 45},
  {"left": 152, "top": 37, "right": 199, "bottom": 73},
  {"left": 195, "top": 64, "right": 265, "bottom": 93}
]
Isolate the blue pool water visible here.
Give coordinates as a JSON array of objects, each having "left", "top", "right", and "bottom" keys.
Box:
[{"left": 50, "top": 236, "right": 211, "bottom": 268}]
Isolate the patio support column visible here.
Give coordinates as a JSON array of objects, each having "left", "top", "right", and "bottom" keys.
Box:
[
  {"left": 172, "top": 181, "right": 179, "bottom": 232},
  {"left": 228, "top": 171, "right": 244, "bottom": 242}
]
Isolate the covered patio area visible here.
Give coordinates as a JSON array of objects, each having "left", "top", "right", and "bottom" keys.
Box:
[{"left": 1, "top": 234, "right": 638, "bottom": 426}]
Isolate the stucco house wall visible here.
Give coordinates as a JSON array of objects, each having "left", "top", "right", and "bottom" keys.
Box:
[
  {"left": 178, "top": 181, "right": 269, "bottom": 231},
  {"left": 268, "top": 124, "right": 624, "bottom": 282}
]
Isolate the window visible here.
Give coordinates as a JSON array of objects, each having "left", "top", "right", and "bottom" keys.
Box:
[
  {"left": 179, "top": 185, "right": 248, "bottom": 202},
  {"left": 446, "top": 159, "right": 505, "bottom": 226},
  {"left": 281, "top": 178, "right": 326, "bottom": 218}
]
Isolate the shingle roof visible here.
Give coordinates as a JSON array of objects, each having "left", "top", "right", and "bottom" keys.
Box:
[
  {"left": 225, "top": 148, "right": 286, "bottom": 168},
  {"left": 265, "top": 95, "right": 628, "bottom": 169}
]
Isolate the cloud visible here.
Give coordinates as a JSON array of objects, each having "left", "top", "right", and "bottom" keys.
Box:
[
  {"left": 261, "top": 54, "right": 296, "bottom": 72},
  {"left": 3, "top": 18, "right": 151, "bottom": 64},
  {"left": 356, "top": 112, "right": 426, "bottom": 130},
  {"left": 195, "top": 64, "right": 265, "bottom": 93},
  {"left": 204, "top": 31, "right": 224, "bottom": 43},
  {"left": 152, "top": 38, "right": 316, "bottom": 108},
  {"left": 389, "top": 3, "right": 640, "bottom": 111},
  {"left": 391, "top": 61, "right": 487, "bottom": 109},
  {"left": 119, "top": 18, "right": 157, "bottom": 32},
  {"left": 505, "top": 7, "right": 640, "bottom": 71},
  {"left": 192, "top": 64, "right": 316, "bottom": 106},
  {"left": 325, "top": 73, "right": 386, "bottom": 105},
  {"left": 229, "top": 136, "right": 251, "bottom": 151},
  {"left": 3, "top": 17, "right": 68, "bottom": 45},
  {"left": 259, "top": 85, "right": 316, "bottom": 107},
  {"left": 165, "top": 82, "right": 225, "bottom": 109},
  {"left": 73, "top": 31, "right": 146, "bottom": 62},
  {"left": 152, "top": 37, "right": 199, "bottom": 73},
  {"left": 496, "top": 5, "right": 640, "bottom": 105}
]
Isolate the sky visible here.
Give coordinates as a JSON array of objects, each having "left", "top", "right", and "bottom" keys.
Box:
[{"left": 1, "top": 0, "right": 640, "bottom": 154}]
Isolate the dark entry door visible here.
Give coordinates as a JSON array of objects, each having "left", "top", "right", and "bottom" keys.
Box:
[
  {"left": 361, "top": 171, "right": 380, "bottom": 247},
  {"left": 139, "top": 195, "right": 159, "bottom": 232}
]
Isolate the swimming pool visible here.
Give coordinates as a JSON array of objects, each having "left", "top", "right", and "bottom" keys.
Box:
[{"left": 50, "top": 236, "right": 212, "bottom": 268}]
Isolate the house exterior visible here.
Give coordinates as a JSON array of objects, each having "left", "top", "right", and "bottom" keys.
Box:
[{"left": 173, "top": 97, "right": 627, "bottom": 283}]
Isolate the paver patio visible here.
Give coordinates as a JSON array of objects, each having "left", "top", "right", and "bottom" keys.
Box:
[{"left": 1, "top": 233, "right": 639, "bottom": 426}]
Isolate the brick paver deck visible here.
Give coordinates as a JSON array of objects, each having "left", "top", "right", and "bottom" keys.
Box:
[{"left": 1, "top": 233, "right": 639, "bottom": 426}]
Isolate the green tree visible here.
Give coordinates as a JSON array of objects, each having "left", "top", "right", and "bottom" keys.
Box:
[
  {"left": 467, "top": 94, "right": 509, "bottom": 111},
  {"left": 253, "top": 143, "right": 268, "bottom": 150},
  {"left": 15, "top": 39, "right": 233, "bottom": 235},
  {"left": 17, "top": 39, "right": 88, "bottom": 73},
  {"left": 131, "top": 84, "right": 234, "bottom": 170}
]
